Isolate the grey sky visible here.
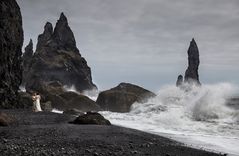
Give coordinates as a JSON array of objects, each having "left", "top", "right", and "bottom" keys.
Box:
[{"left": 17, "top": 0, "right": 239, "bottom": 91}]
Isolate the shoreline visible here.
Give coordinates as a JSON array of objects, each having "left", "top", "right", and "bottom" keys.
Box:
[
  {"left": 108, "top": 124, "right": 234, "bottom": 156},
  {"left": 0, "top": 109, "right": 226, "bottom": 156}
]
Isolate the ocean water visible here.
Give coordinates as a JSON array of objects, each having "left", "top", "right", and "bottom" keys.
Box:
[{"left": 99, "top": 83, "right": 239, "bottom": 156}]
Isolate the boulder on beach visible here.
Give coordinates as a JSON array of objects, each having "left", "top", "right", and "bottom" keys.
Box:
[
  {"left": 24, "top": 12, "right": 97, "bottom": 93},
  {"left": 0, "top": 112, "right": 14, "bottom": 126},
  {"left": 0, "top": 0, "right": 23, "bottom": 108},
  {"left": 71, "top": 112, "right": 111, "bottom": 125},
  {"left": 96, "top": 83, "right": 156, "bottom": 112}
]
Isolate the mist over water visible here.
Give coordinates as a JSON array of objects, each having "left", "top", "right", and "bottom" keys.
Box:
[{"left": 101, "top": 83, "right": 239, "bottom": 155}]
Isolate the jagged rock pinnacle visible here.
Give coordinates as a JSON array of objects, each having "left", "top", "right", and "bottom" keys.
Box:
[
  {"left": 43, "top": 22, "right": 53, "bottom": 36},
  {"left": 53, "top": 12, "right": 76, "bottom": 50},
  {"left": 59, "top": 12, "right": 67, "bottom": 22},
  {"left": 184, "top": 38, "right": 200, "bottom": 85},
  {"left": 23, "top": 39, "right": 33, "bottom": 58},
  {"left": 36, "top": 22, "right": 53, "bottom": 51}
]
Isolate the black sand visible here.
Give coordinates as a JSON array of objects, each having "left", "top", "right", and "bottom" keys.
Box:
[{"left": 0, "top": 110, "right": 225, "bottom": 156}]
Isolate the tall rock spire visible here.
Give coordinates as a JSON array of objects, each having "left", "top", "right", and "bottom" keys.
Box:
[
  {"left": 36, "top": 22, "right": 53, "bottom": 51},
  {"left": 184, "top": 38, "right": 200, "bottom": 85},
  {"left": 52, "top": 12, "right": 77, "bottom": 51}
]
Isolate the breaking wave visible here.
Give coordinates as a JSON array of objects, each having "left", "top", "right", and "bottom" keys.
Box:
[{"left": 101, "top": 83, "right": 239, "bottom": 155}]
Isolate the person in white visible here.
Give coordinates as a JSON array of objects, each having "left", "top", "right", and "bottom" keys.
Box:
[{"left": 32, "top": 93, "right": 42, "bottom": 112}]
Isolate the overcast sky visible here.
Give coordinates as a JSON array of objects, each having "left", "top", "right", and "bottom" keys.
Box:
[{"left": 17, "top": 0, "right": 239, "bottom": 91}]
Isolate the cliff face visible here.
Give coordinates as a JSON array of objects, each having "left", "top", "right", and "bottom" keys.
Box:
[
  {"left": 25, "top": 13, "right": 97, "bottom": 93},
  {"left": 184, "top": 38, "right": 200, "bottom": 85},
  {"left": 0, "top": 0, "right": 23, "bottom": 108}
]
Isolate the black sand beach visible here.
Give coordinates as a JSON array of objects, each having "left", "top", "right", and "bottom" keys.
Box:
[{"left": 0, "top": 110, "right": 225, "bottom": 156}]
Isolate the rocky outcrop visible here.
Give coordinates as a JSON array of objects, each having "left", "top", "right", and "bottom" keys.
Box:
[
  {"left": 22, "top": 39, "right": 33, "bottom": 86},
  {"left": 176, "top": 75, "right": 183, "bottom": 87},
  {"left": 70, "top": 112, "right": 111, "bottom": 125},
  {"left": 96, "top": 83, "right": 156, "bottom": 112},
  {"left": 28, "top": 81, "right": 100, "bottom": 112},
  {"left": 25, "top": 12, "right": 97, "bottom": 93},
  {"left": 184, "top": 38, "right": 200, "bottom": 85},
  {"left": 0, "top": 0, "right": 23, "bottom": 108}
]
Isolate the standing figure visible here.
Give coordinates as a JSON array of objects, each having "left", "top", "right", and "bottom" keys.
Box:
[{"left": 32, "top": 93, "right": 42, "bottom": 112}]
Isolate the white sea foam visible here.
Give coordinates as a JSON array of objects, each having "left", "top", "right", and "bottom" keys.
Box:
[
  {"left": 101, "top": 83, "right": 239, "bottom": 156},
  {"left": 19, "top": 86, "right": 26, "bottom": 92},
  {"left": 51, "top": 108, "right": 63, "bottom": 114}
]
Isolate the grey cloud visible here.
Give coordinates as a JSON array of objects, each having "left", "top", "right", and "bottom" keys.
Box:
[{"left": 17, "top": 0, "right": 239, "bottom": 91}]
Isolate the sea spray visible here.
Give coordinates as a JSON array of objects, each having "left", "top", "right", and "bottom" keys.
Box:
[
  {"left": 63, "top": 85, "right": 99, "bottom": 101},
  {"left": 101, "top": 82, "right": 239, "bottom": 155}
]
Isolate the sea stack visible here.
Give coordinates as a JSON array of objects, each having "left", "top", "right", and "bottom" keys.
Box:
[
  {"left": 24, "top": 13, "right": 97, "bottom": 93},
  {"left": 0, "top": 0, "right": 23, "bottom": 108},
  {"left": 184, "top": 38, "right": 200, "bottom": 85},
  {"left": 176, "top": 38, "right": 201, "bottom": 87},
  {"left": 176, "top": 75, "right": 183, "bottom": 87}
]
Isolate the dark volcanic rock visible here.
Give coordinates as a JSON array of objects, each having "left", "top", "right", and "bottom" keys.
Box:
[
  {"left": 30, "top": 81, "right": 100, "bottom": 112},
  {"left": 184, "top": 38, "right": 201, "bottom": 85},
  {"left": 226, "top": 97, "right": 239, "bottom": 110},
  {"left": 71, "top": 112, "right": 111, "bottom": 125},
  {"left": 52, "top": 13, "right": 77, "bottom": 52},
  {"left": 19, "top": 92, "right": 33, "bottom": 109},
  {"left": 41, "top": 101, "right": 53, "bottom": 112},
  {"left": 0, "top": 112, "right": 14, "bottom": 126},
  {"left": 176, "top": 75, "right": 183, "bottom": 87},
  {"left": 0, "top": 0, "right": 23, "bottom": 108},
  {"left": 22, "top": 39, "right": 33, "bottom": 86},
  {"left": 66, "top": 94, "right": 101, "bottom": 112},
  {"left": 63, "top": 108, "right": 84, "bottom": 116},
  {"left": 36, "top": 22, "right": 53, "bottom": 52},
  {"left": 96, "top": 83, "right": 156, "bottom": 112},
  {"left": 25, "top": 12, "right": 97, "bottom": 93}
]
